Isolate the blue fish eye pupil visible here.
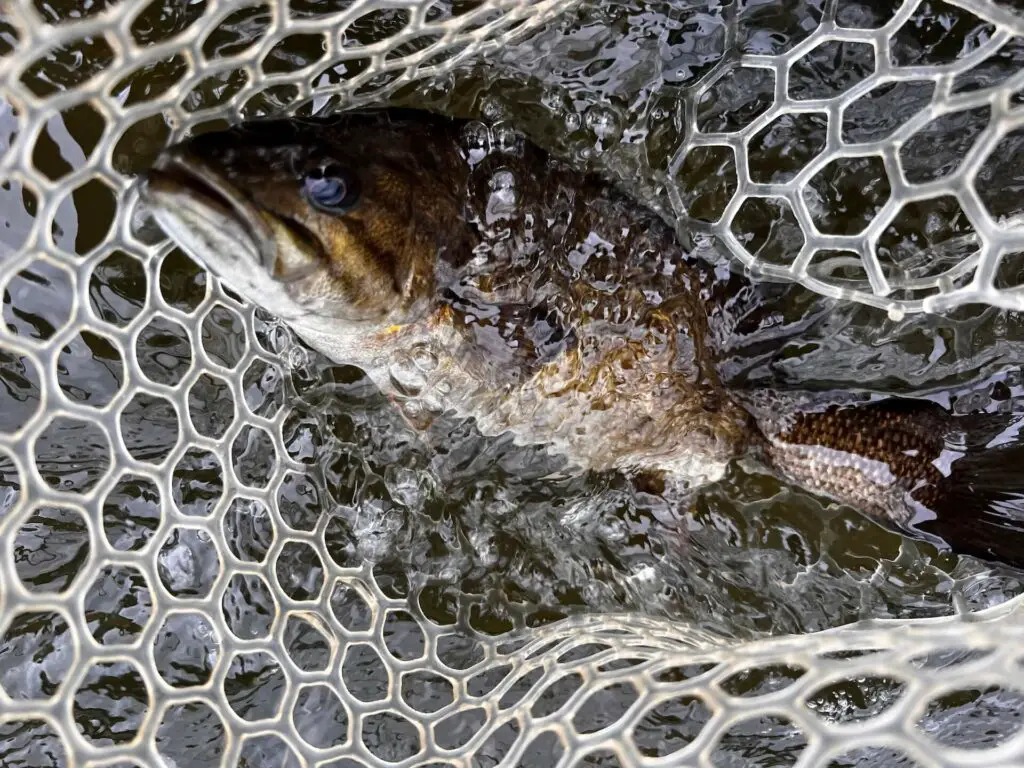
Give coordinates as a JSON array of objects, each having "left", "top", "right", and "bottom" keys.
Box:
[
  {"left": 309, "top": 176, "right": 344, "bottom": 205},
  {"left": 303, "top": 165, "right": 358, "bottom": 212}
]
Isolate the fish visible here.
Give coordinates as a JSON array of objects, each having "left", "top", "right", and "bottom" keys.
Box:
[{"left": 140, "top": 107, "right": 1024, "bottom": 569}]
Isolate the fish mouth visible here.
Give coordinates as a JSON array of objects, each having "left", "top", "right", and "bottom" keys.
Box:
[{"left": 141, "top": 148, "right": 276, "bottom": 272}]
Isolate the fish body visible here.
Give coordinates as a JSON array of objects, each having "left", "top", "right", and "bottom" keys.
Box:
[{"left": 141, "top": 108, "right": 1024, "bottom": 566}]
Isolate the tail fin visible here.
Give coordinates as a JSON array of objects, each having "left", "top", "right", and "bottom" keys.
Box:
[
  {"left": 746, "top": 391, "right": 1024, "bottom": 570},
  {"left": 919, "top": 439, "right": 1024, "bottom": 569}
]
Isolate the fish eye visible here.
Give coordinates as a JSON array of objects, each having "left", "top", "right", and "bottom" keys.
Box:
[{"left": 302, "top": 163, "right": 360, "bottom": 214}]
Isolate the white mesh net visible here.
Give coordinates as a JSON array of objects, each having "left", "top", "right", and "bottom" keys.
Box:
[{"left": 2, "top": 0, "right": 1024, "bottom": 766}]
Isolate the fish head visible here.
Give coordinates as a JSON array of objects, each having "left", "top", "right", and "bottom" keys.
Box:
[{"left": 140, "top": 112, "right": 476, "bottom": 358}]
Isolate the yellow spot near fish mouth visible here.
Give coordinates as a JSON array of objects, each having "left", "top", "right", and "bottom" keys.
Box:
[{"left": 378, "top": 306, "right": 453, "bottom": 339}]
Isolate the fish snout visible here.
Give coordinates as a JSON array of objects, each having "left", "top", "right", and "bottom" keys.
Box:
[{"left": 141, "top": 145, "right": 278, "bottom": 275}]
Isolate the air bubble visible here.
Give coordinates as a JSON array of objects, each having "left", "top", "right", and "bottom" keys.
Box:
[
  {"left": 492, "top": 122, "right": 523, "bottom": 154},
  {"left": 584, "top": 105, "right": 622, "bottom": 145},
  {"left": 460, "top": 120, "right": 491, "bottom": 165}
]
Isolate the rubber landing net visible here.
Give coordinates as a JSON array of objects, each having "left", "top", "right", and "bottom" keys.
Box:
[{"left": 1, "top": 0, "right": 1024, "bottom": 766}]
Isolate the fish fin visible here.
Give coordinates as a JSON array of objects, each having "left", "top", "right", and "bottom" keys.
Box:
[
  {"left": 917, "top": 438, "right": 1024, "bottom": 569},
  {"left": 952, "top": 408, "right": 1016, "bottom": 450}
]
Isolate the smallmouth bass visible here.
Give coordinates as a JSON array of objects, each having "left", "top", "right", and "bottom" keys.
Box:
[{"left": 140, "top": 108, "right": 1024, "bottom": 568}]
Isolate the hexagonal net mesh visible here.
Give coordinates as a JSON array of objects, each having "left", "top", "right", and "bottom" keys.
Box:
[{"left": 2, "top": 0, "right": 1024, "bottom": 767}]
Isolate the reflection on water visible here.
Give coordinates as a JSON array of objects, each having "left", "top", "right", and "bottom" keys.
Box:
[{"left": 2, "top": 0, "right": 1024, "bottom": 763}]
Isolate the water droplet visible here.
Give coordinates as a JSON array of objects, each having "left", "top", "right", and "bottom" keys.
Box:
[
  {"left": 385, "top": 465, "right": 423, "bottom": 508},
  {"left": 585, "top": 105, "right": 623, "bottom": 148},
  {"left": 390, "top": 355, "right": 427, "bottom": 396},
  {"left": 460, "top": 121, "right": 490, "bottom": 166},
  {"left": 411, "top": 344, "right": 439, "bottom": 372},
  {"left": 486, "top": 169, "right": 518, "bottom": 224},
  {"left": 489, "top": 169, "right": 515, "bottom": 191},
  {"left": 480, "top": 97, "right": 506, "bottom": 122},
  {"left": 423, "top": 72, "right": 455, "bottom": 101},
  {"left": 492, "top": 122, "right": 522, "bottom": 155},
  {"left": 541, "top": 88, "right": 573, "bottom": 116},
  {"left": 287, "top": 345, "right": 309, "bottom": 370}
]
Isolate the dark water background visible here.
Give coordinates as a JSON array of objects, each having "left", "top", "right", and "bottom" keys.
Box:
[{"left": 2, "top": 0, "right": 1024, "bottom": 765}]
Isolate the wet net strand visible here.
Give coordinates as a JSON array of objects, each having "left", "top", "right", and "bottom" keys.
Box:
[{"left": 2, "top": 0, "right": 1024, "bottom": 766}]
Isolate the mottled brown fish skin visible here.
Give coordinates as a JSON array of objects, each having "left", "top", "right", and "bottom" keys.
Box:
[
  {"left": 755, "top": 402, "right": 952, "bottom": 524},
  {"left": 142, "top": 108, "right": 1024, "bottom": 567},
  {"left": 149, "top": 109, "right": 757, "bottom": 483}
]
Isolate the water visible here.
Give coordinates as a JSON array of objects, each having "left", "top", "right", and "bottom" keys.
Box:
[{"left": 2, "top": 0, "right": 1024, "bottom": 763}]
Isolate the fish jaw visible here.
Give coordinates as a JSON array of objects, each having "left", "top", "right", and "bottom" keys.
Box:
[
  {"left": 141, "top": 148, "right": 294, "bottom": 316},
  {"left": 144, "top": 147, "right": 274, "bottom": 262}
]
